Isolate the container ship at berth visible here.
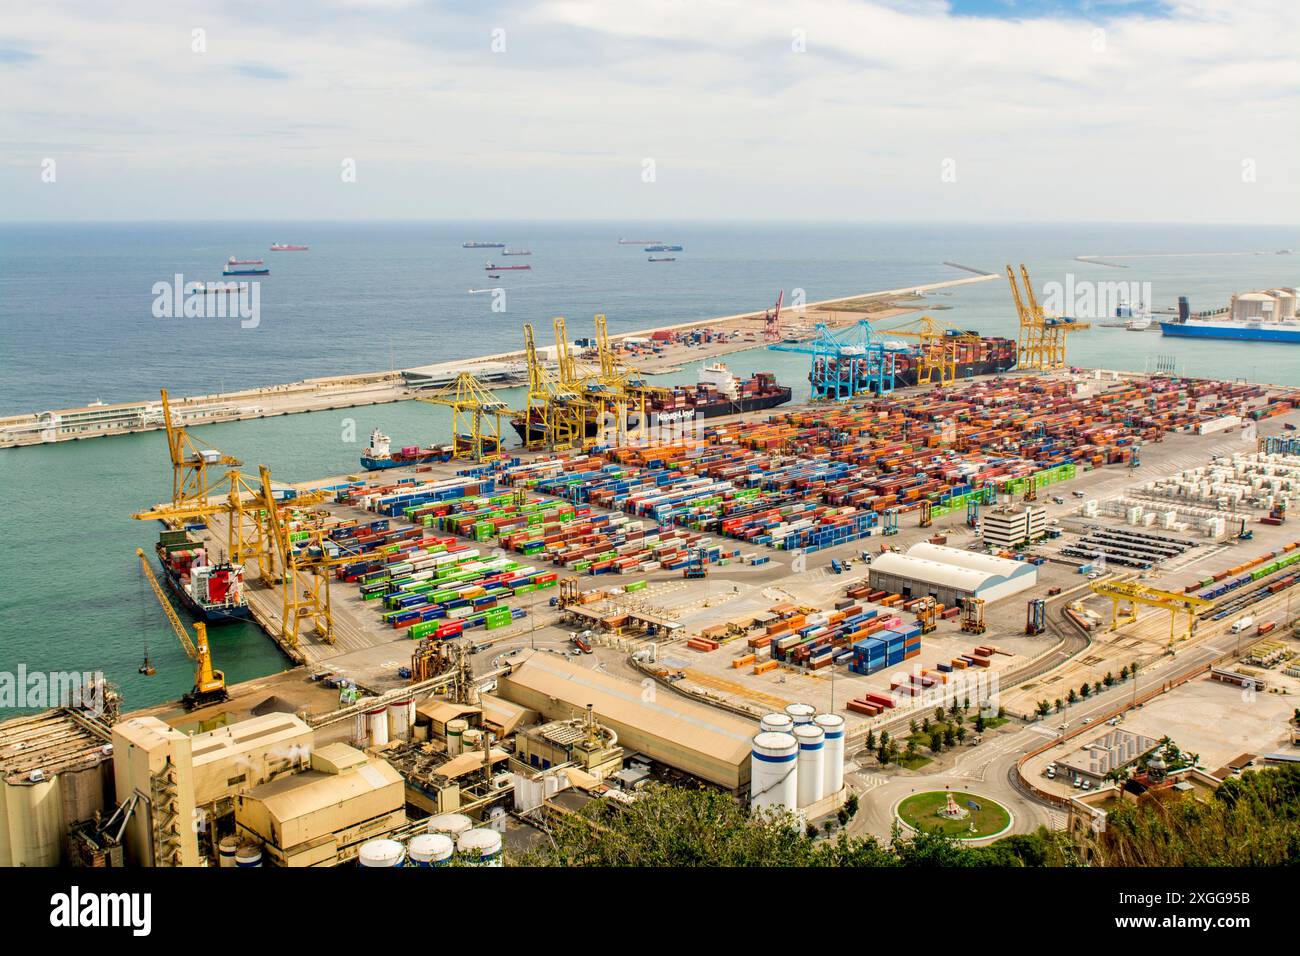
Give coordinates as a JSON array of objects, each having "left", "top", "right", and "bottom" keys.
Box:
[
  {"left": 511, "top": 363, "right": 791, "bottom": 444},
  {"left": 361, "top": 429, "right": 454, "bottom": 470},
  {"left": 154, "top": 529, "right": 251, "bottom": 624},
  {"left": 360, "top": 428, "right": 496, "bottom": 470},
  {"left": 827, "top": 334, "right": 1017, "bottom": 391},
  {"left": 1160, "top": 288, "right": 1300, "bottom": 343}
]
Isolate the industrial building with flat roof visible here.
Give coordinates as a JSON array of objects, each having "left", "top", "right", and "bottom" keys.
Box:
[
  {"left": 979, "top": 503, "right": 1047, "bottom": 550},
  {"left": 868, "top": 542, "right": 1038, "bottom": 606},
  {"left": 1058, "top": 729, "right": 1161, "bottom": 786},
  {"left": 497, "top": 652, "right": 755, "bottom": 791}
]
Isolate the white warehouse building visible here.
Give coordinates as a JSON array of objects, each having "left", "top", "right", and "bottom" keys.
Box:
[{"left": 867, "top": 542, "right": 1038, "bottom": 606}]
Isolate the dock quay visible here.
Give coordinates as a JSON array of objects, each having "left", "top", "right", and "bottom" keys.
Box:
[
  {"left": 0, "top": 272, "right": 994, "bottom": 448},
  {"left": 12, "top": 359, "right": 1300, "bottom": 871}
]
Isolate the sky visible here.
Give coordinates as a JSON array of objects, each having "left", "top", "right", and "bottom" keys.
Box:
[{"left": 1, "top": 0, "right": 1296, "bottom": 222}]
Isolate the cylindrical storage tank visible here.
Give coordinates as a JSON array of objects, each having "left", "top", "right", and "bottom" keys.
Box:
[
  {"left": 426, "top": 813, "right": 473, "bottom": 838},
  {"left": 235, "top": 843, "right": 263, "bottom": 868},
  {"left": 750, "top": 731, "right": 798, "bottom": 812},
  {"left": 488, "top": 806, "right": 508, "bottom": 834},
  {"left": 387, "top": 698, "right": 412, "bottom": 742},
  {"left": 218, "top": 836, "right": 240, "bottom": 868},
  {"left": 407, "top": 833, "right": 454, "bottom": 867},
  {"left": 814, "top": 713, "right": 846, "bottom": 795},
  {"left": 457, "top": 828, "right": 503, "bottom": 867},
  {"left": 462, "top": 728, "right": 484, "bottom": 752},
  {"left": 794, "top": 724, "right": 825, "bottom": 808},
  {"left": 351, "top": 710, "right": 369, "bottom": 748},
  {"left": 358, "top": 838, "right": 405, "bottom": 868},
  {"left": 367, "top": 706, "right": 389, "bottom": 748},
  {"left": 760, "top": 712, "right": 793, "bottom": 736},
  {"left": 446, "top": 718, "right": 467, "bottom": 756},
  {"left": 785, "top": 702, "right": 815, "bottom": 726}
]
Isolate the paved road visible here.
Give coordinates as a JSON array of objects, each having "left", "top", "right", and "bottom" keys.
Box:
[{"left": 845, "top": 620, "right": 1246, "bottom": 843}]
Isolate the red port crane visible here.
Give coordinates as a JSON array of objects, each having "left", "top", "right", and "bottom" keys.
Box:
[{"left": 763, "top": 290, "right": 784, "bottom": 342}]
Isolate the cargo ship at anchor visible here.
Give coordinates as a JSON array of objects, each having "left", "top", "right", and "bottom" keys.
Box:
[
  {"left": 359, "top": 428, "right": 496, "bottom": 470},
  {"left": 269, "top": 243, "right": 308, "bottom": 251},
  {"left": 154, "top": 529, "right": 251, "bottom": 624},
  {"left": 511, "top": 363, "right": 791, "bottom": 444},
  {"left": 484, "top": 262, "right": 531, "bottom": 271},
  {"left": 463, "top": 241, "right": 506, "bottom": 248}
]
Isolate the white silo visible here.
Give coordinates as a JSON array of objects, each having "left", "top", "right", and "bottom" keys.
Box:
[
  {"left": 1269, "top": 288, "right": 1297, "bottom": 320},
  {"left": 407, "top": 833, "right": 454, "bottom": 867},
  {"left": 1231, "top": 292, "right": 1274, "bottom": 322},
  {"left": 426, "top": 812, "right": 473, "bottom": 838},
  {"left": 358, "top": 838, "right": 405, "bottom": 868},
  {"left": 760, "top": 712, "right": 794, "bottom": 736},
  {"left": 446, "top": 718, "right": 467, "bottom": 755},
  {"left": 750, "top": 731, "right": 798, "bottom": 812},
  {"left": 457, "top": 828, "right": 504, "bottom": 867},
  {"left": 387, "top": 698, "right": 412, "bottom": 742},
  {"left": 218, "top": 836, "right": 239, "bottom": 868},
  {"left": 794, "top": 723, "right": 826, "bottom": 808},
  {"left": 235, "top": 843, "right": 262, "bottom": 868},
  {"left": 814, "top": 713, "right": 846, "bottom": 795},
  {"left": 785, "top": 702, "right": 815, "bottom": 726},
  {"left": 367, "top": 705, "right": 389, "bottom": 747}
]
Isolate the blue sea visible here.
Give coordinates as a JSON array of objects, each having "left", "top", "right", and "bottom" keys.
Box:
[{"left": 0, "top": 220, "right": 1297, "bottom": 713}]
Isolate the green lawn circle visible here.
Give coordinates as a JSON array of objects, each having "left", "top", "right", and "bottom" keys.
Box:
[{"left": 895, "top": 790, "right": 1012, "bottom": 841}]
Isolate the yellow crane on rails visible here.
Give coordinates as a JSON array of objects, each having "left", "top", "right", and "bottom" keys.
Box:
[
  {"left": 1006, "top": 264, "right": 1090, "bottom": 371},
  {"left": 1089, "top": 579, "right": 1213, "bottom": 649},
  {"left": 135, "top": 548, "right": 228, "bottom": 710},
  {"left": 590, "top": 314, "right": 672, "bottom": 445},
  {"left": 878, "top": 315, "right": 982, "bottom": 388},
  {"left": 520, "top": 322, "right": 590, "bottom": 451},
  {"left": 258, "top": 465, "right": 337, "bottom": 647},
  {"left": 132, "top": 468, "right": 329, "bottom": 583},
  {"left": 160, "top": 388, "right": 242, "bottom": 508},
  {"left": 415, "top": 372, "right": 518, "bottom": 463}
]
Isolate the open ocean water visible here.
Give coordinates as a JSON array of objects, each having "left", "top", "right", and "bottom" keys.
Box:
[{"left": 0, "top": 220, "right": 1296, "bottom": 712}]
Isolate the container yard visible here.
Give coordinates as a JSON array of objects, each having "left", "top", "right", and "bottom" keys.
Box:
[{"left": 12, "top": 352, "right": 1300, "bottom": 874}]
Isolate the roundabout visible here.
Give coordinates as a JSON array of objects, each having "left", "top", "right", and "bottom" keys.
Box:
[{"left": 894, "top": 790, "right": 1013, "bottom": 841}]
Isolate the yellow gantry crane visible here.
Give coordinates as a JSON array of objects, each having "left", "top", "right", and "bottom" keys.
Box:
[
  {"left": 1006, "top": 264, "right": 1090, "bottom": 371},
  {"left": 160, "top": 388, "right": 241, "bottom": 507},
  {"left": 879, "top": 315, "right": 982, "bottom": 387},
  {"left": 1088, "top": 579, "right": 1213, "bottom": 648},
  {"left": 416, "top": 372, "right": 518, "bottom": 463},
  {"left": 589, "top": 314, "right": 671, "bottom": 445},
  {"left": 136, "top": 548, "right": 228, "bottom": 710},
  {"left": 521, "top": 321, "right": 589, "bottom": 450},
  {"left": 133, "top": 467, "right": 328, "bottom": 584},
  {"left": 258, "top": 465, "right": 336, "bottom": 647}
]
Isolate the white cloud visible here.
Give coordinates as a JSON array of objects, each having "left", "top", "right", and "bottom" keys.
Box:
[{"left": 1, "top": 0, "right": 1295, "bottom": 221}]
